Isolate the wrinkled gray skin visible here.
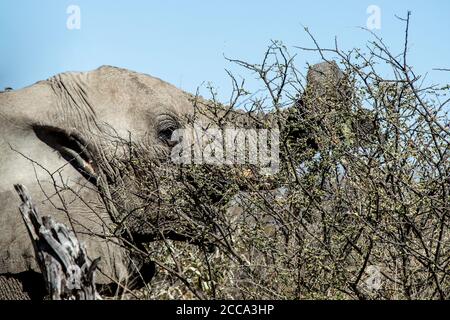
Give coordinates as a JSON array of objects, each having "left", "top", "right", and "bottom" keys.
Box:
[
  {"left": 0, "top": 62, "right": 345, "bottom": 300},
  {"left": 0, "top": 65, "right": 204, "bottom": 299}
]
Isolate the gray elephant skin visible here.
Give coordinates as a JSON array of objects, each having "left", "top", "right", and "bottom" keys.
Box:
[{"left": 0, "top": 65, "right": 206, "bottom": 299}]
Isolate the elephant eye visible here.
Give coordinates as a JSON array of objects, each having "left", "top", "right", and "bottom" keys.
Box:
[
  {"left": 157, "top": 117, "right": 179, "bottom": 143},
  {"left": 158, "top": 127, "right": 175, "bottom": 141}
]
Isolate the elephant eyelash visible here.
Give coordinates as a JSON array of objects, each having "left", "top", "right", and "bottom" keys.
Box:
[{"left": 157, "top": 117, "right": 179, "bottom": 142}]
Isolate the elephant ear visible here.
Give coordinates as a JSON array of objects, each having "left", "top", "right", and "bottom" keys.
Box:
[{"left": 0, "top": 83, "right": 134, "bottom": 288}]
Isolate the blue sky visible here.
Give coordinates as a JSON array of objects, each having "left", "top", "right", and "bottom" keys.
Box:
[{"left": 1, "top": 1, "right": 449, "bottom": 102}]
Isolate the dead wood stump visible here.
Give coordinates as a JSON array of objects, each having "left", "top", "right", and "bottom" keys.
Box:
[{"left": 14, "top": 184, "right": 100, "bottom": 300}]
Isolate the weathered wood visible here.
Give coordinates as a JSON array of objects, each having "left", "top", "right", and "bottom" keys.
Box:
[{"left": 14, "top": 184, "right": 101, "bottom": 300}]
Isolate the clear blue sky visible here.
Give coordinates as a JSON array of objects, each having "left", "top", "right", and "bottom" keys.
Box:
[{"left": 1, "top": 0, "right": 449, "bottom": 102}]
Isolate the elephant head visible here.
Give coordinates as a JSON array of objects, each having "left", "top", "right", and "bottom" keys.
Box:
[
  {"left": 0, "top": 66, "right": 217, "bottom": 296},
  {"left": 0, "top": 65, "right": 289, "bottom": 297},
  {"left": 0, "top": 61, "right": 370, "bottom": 299}
]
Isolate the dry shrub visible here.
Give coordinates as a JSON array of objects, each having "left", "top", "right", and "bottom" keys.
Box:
[
  {"left": 43, "top": 16, "right": 449, "bottom": 300},
  {"left": 125, "top": 17, "right": 449, "bottom": 300}
]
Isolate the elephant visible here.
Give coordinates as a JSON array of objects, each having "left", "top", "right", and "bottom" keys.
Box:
[
  {"left": 0, "top": 65, "right": 215, "bottom": 299},
  {"left": 0, "top": 61, "right": 367, "bottom": 299}
]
